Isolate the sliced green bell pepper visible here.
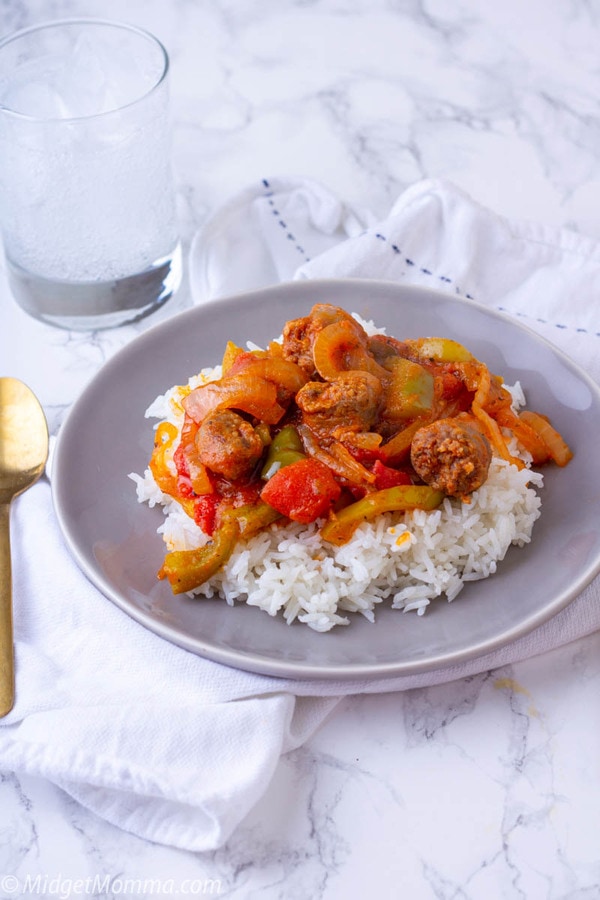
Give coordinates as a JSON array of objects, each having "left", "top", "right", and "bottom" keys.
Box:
[
  {"left": 410, "top": 337, "right": 473, "bottom": 362},
  {"left": 159, "top": 516, "right": 240, "bottom": 594},
  {"left": 261, "top": 424, "right": 305, "bottom": 479},
  {"left": 231, "top": 500, "right": 282, "bottom": 536},
  {"left": 384, "top": 358, "right": 435, "bottom": 420},
  {"left": 159, "top": 501, "right": 282, "bottom": 594},
  {"left": 320, "top": 484, "right": 444, "bottom": 546}
]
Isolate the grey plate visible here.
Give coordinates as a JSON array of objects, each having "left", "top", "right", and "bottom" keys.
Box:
[{"left": 51, "top": 279, "right": 600, "bottom": 681}]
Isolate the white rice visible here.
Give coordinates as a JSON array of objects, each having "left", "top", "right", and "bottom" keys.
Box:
[{"left": 130, "top": 322, "right": 544, "bottom": 632}]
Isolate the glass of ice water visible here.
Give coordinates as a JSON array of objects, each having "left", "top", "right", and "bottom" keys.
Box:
[{"left": 0, "top": 19, "right": 181, "bottom": 330}]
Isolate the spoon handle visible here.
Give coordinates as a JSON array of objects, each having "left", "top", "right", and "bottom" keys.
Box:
[{"left": 0, "top": 501, "right": 14, "bottom": 717}]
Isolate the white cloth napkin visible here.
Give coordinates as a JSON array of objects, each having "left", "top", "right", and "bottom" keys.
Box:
[{"left": 2, "top": 177, "right": 599, "bottom": 853}]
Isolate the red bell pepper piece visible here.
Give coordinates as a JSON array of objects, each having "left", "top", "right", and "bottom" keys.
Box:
[{"left": 372, "top": 459, "right": 412, "bottom": 490}]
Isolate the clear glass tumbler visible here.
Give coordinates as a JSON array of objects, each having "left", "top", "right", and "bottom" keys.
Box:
[{"left": 0, "top": 19, "right": 181, "bottom": 330}]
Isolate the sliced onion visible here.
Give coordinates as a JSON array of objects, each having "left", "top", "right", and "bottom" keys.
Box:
[
  {"left": 312, "top": 319, "right": 389, "bottom": 381},
  {"left": 518, "top": 410, "right": 573, "bottom": 466},
  {"left": 229, "top": 353, "right": 309, "bottom": 393},
  {"left": 183, "top": 374, "right": 285, "bottom": 424},
  {"left": 298, "top": 423, "right": 375, "bottom": 487},
  {"left": 495, "top": 408, "right": 550, "bottom": 465},
  {"left": 469, "top": 363, "right": 524, "bottom": 467}
]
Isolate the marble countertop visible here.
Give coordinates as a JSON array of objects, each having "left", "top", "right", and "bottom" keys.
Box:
[{"left": 1, "top": 1, "right": 600, "bottom": 898}]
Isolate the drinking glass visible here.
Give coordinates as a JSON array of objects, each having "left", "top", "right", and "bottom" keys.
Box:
[{"left": 0, "top": 19, "right": 181, "bottom": 330}]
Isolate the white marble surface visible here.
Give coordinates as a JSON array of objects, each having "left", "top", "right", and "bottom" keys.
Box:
[{"left": 1, "top": 1, "right": 600, "bottom": 897}]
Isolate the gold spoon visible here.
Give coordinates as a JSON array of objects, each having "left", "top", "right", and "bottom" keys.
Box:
[{"left": 0, "top": 378, "right": 49, "bottom": 717}]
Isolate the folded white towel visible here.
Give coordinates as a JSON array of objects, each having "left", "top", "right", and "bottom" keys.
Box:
[{"left": 2, "top": 177, "right": 598, "bottom": 852}]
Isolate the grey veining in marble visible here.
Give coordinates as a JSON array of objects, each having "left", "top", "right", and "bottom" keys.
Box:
[{"left": 1, "top": 0, "right": 599, "bottom": 897}]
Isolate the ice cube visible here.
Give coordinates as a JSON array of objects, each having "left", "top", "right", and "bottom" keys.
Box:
[
  {"left": 60, "top": 32, "right": 154, "bottom": 116},
  {"left": 0, "top": 58, "right": 72, "bottom": 117},
  {"left": 0, "top": 28, "right": 161, "bottom": 120}
]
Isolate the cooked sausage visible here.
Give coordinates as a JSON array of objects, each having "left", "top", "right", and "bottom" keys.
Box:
[
  {"left": 195, "top": 409, "right": 264, "bottom": 481},
  {"left": 296, "top": 371, "right": 383, "bottom": 440},
  {"left": 410, "top": 417, "right": 492, "bottom": 497},
  {"left": 282, "top": 304, "right": 364, "bottom": 375},
  {"left": 281, "top": 315, "right": 320, "bottom": 374}
]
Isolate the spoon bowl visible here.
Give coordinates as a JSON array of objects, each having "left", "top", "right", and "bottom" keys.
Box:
[{"left": 0, "top": 378, "right": 48, "bottom": 717}]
